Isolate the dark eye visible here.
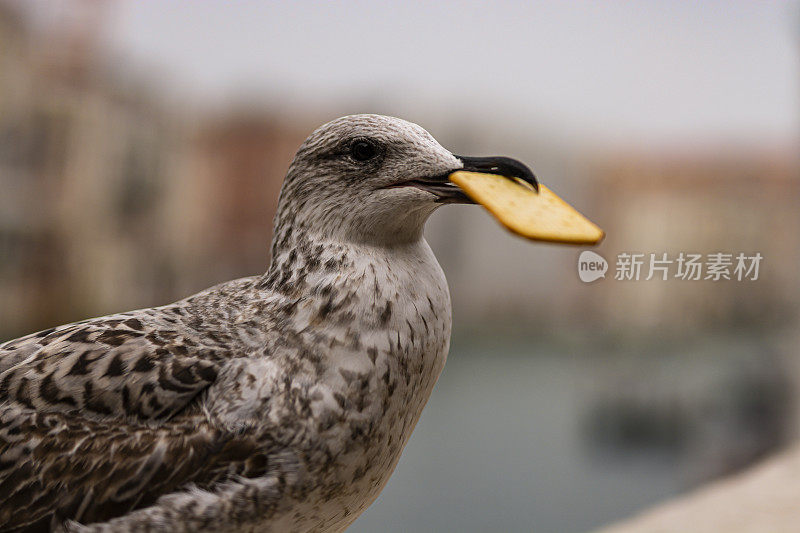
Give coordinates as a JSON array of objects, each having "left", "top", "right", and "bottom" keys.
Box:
[{"left": 350, "top": 139, "right": 378, "bottom": 162}]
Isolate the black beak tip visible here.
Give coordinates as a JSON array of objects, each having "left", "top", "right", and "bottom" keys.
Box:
[
  {"left": 528, "top": 174, "right": 540, "bottom": 192},
  {"left": 456, "top": 155, "right": 539, "bottom": 193}
]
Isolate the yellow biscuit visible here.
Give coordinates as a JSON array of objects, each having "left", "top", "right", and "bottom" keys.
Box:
[{"left": 449, "top": 171, "right": 604, "bottom": 245}]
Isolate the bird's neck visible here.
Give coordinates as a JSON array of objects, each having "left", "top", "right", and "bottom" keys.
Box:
[
  {"left": 262, "top": 230, "right": 447, "bottom": 307},
  {"left": 263, "top": 223, "right": 450, "bottom": 337}
]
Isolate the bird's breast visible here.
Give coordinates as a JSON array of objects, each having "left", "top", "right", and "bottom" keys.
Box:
[
  {"left": 206, "top": 239, "right": 452, "bottom": 530},
  {"left": 308, "top": 238, "right": 452, "bottom": 441},
  {"left": 290, "top": 239, "right": 453, "bottom": 526}
]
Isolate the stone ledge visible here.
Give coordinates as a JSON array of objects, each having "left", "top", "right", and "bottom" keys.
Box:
[{"left": 596, "top": 444, "right": 800, "bottom": 533}]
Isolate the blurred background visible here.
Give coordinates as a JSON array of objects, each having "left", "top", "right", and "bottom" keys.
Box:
[{"left": 0, "top": 1, "right": 798, "bottom": 531}]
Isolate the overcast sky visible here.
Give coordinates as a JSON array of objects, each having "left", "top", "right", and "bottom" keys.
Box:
[{"left": 33, "top": 1, "right": 800, "bottom": 145}]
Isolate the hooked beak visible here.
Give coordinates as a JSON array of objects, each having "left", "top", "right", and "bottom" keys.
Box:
[
  {"left": 456, "top": 155, "right": 539, "bottom": 192},
  {"left": 398, "top": 155, "right": 538, "bottom": 204}
]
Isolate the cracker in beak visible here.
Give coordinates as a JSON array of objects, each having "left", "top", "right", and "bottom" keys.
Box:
[{"left": 449, "top": 171, "right": 604, "bottom": 245}]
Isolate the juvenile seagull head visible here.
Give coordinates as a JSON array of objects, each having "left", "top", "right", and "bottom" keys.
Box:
[{"left": 274, "top": 114, "right": 537, "bottom": 246}]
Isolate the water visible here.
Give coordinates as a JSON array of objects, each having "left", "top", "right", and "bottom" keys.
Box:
[{"left": 350, "top": 337, "right": 688, "bottom": 533}]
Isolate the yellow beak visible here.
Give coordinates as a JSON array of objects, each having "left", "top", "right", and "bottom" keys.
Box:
[{"left": 449, "top": 171, "right": 604, "bottom": 245}]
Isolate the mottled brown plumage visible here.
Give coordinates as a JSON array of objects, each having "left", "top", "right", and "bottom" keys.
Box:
[{"left": 0, "top": 278, "right": 290, "bottom": 531}]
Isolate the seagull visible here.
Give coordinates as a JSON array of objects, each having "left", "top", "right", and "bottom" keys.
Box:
[{"left": 0, "top": 115, "right": 541, "bottom": 532}]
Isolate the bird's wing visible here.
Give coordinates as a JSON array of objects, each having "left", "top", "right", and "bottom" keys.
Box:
[
  {"left": 0, "top": 280, "right": 291, "bottom": 529},
  {"left": 0, "top": 404, "right": 285, "bottom": 531},
  {"left": 0, "top": 307, "right": 229, "bottom": 421}
]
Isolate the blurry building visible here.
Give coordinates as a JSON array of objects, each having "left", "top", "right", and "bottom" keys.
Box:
[
  {"left": 165, "top": 112, "right": 308, "bottom": 296},
  {"left": 0, "top": 1, "right": 176, "bottom": 336},
  {"left": 588, "top": 148, "right": 800, "bottom": 334},
  {"left": 0, "top": 1, "right": 67, "bottom": 336},
  {"left": 0, "top": 2, "right": 310, "bottom": 339}
]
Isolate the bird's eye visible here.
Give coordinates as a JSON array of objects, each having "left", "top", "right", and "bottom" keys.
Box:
[{"left": 350, "top": 139, "right": 378, "bottom": 162}]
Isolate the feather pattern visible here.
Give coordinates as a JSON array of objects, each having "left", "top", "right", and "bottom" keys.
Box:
[{"left": 0, "top": 115, "right": 463, "bottom": 532}]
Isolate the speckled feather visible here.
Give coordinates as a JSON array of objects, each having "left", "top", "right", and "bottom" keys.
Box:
[{"left": 0, "top": 115, "right": 464, "bottom": 532}]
